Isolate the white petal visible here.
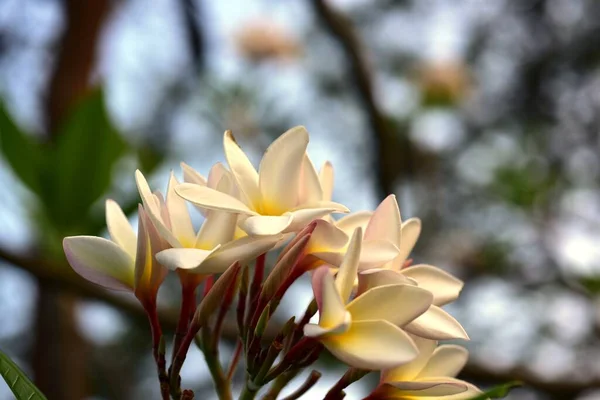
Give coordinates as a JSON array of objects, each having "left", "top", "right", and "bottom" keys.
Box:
[
  {"left": 319, "top": 267, "right": 347, "bottom": 329},
  {"left": 395, "top": 218, "right": 421, "bottom": 267},
  {"left": 335, "top": 211, "right": 372, "bottom": 234},
  {"left": 176, "top": 183, "right": 256, "bottom": 215},
  {"left": 223, "top": 130, "right": 261, "bottom": 206},
  {"left": 207, "top": 162, "right": 230, "bottom": 190},
  {"left": 434, "top": 381, "right": 483, "bottom": 400},
  {"left": 419, "top": 345, "right": 469, "bottom": 379},
  {"left": 298, "top": 154, "right": 323, "bottom": 204},
  {"left": 404, "top": 306, "right": 469, "bottom": 340},
  {"left": 195, "top": 167, "right": 239, "bottom": 247},
  {"left": 135, "top": 170, "right": 165, "bottom": 223},
  {"left": 200, "top": 235, "right": 281, "bottom": 274},
  {"left": 239, "top": 215, "right": 293, "bottom": 235},
  {"left": 135, "top": 170, "right": 180, "bottom": 247},
  {"left": 347, "top": 284, "right": 432, "bottom": 326},
  {"left": 335, "top": 227, "right": 362, "bottom": 303},
  {"left": 166, "top": 172, "right": 196, "bottom": 246},
  {"left": 105, "top": 199, "right": 136, "bottom": 259},
  {"left": 155, "top": 247, "right": 220, "bottom": 272},
  {"left": 311, "top": 266, "right": 330, "bottom": 311},
  {"left": 286, "top": 204, "right": 349, "bottom": 232},
  {"left": 382, "top": 335, "right": 437, "bottom": 383},
  {"left": 135, "top": 207, "right": 168, "bottom": 295},
  {"left": 196, "top": 210, "right": 238, "bottom": 249},
  {"left": 304, "top": 312, "right": 351, "bottom": 337},
  {"left": 401, "top": 264, "right": 464, "bottom": 306},
  {"left": 357, "top": 268, "right": 414, "bottom": 295},
  {"left": 318, "top": 161, "right": 334, "bottom": 202},
  {"left": 387, "top": 378, "right": 468, "bottom": 396},
  {"left": 180, "top": 162, "right": 207, "bottom": 185},
  {"left": 324, "top": 320, "right": 418, "bottom": 370},
  {"left": 359, "top": 240, "right": 400, "bottom": 270},
  {"left": 258, "top": 126, "right": 309, "bottom": 212},
  {"left": 63, "top": 236, "right": 134, "bottom": 291},
  {"left": 364, "top": 195, "right": 401, "bottom": 244},
  {"left": 308, "top": 220, "right": 349, "bottom": 253}
]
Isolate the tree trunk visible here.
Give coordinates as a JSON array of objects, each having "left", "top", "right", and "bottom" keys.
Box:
[{"left": 33, "top": 1, "right": 111, "bottom": 399}]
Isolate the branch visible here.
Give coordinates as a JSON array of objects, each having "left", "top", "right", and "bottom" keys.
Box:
[
  {"left": 0, "top": 244, "right": 270, "bottom": 339},
  {"left": 310, "top": 0, "right": 397, "bottom": 199},
  {"left": 0, "top": 245, "right": 177, "bottom": 329},
  {"left": 460, "top": 364, "right": 600, "bottom": 398}
]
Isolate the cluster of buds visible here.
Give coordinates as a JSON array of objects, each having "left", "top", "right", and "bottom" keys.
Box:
[{"left": 63, "top": 127, "right": 482, "bottom": 400}]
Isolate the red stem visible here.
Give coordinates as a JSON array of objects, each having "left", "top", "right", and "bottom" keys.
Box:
[
  {"left": 145, "top": 302, "right": 170, "bottom": 400},
  {"left": 203, "top": 275, "right": 214, "bottom": 297},
  {"left": 227, "top": 340, "right": 243, "bottom": 380},
  {"left": 250, "top": 255, "right": 304, "bottom": 330},
  {"left": 170, "top": 321, "right": 202, "bottom": 389},
  {"left": 213, "top": 277, "right": 238, "bottom": 347},
  {"left": 250, "top": 254, "right": 266, "bottom": 306},
  {"left": 246, "top": 254, "right": 267, "bottom": 335},
  {"left": 173, "top": 283, "right": 198, "bottom": 361}
]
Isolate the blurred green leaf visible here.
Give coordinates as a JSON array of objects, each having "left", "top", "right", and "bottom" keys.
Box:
[
  {"left": 46, "top": 89, "right": 127, "bottom": 232},
  {"left": 0, "top": 348, "right": 47, "bottom": 400},
  {"left": 138, "top": 144, "right": 166, "bottom": 174},
  {"left": 578, "top": 277, "right": 600, "bottom": 294},
  {"left": 0, "top": 103, "right": 43, "bottom": 195},
  {"left": 468, "top": 381, "right": 521, "bottom": 400},
  {"left": 492, "top": 164, "right": 556, "bottom": 209}
]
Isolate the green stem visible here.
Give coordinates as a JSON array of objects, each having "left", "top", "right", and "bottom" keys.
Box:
[
  {"left": 323, "top": 368, "right": 369, "bottom": 400},
  {"left": 201, "top": 325, "right": 232, "bottom": 400},
  {"left": 262, "top": 370, "right": 300, "bottom": 400},
  {"left": 239, "top": 379, "right": 260, "bottom": 400}
]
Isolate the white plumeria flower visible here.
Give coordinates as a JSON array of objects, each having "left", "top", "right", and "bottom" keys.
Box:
[
  {"left": 288, "top": 158, "right": 401, "bottom": 271},
  {"left": 135, "top": 168, "right": 280, "bottom": 275},
  {"left": 63, "top": 201, "right": 167, "bottom": 305},
  {"left": 298, "top": 156, "right": 334, "bottom": 206},
  {"left": 373, "top": 335, "right": 482, "bottom": 399},
  {"left": 174, "top": 127, "right": 349, "bottom": 236},
  {"left": 303, "top": 228, "right": 434, "bottom": 370},
  {"left": 344, "top": 195, "right": 468, "bottom": 340}
]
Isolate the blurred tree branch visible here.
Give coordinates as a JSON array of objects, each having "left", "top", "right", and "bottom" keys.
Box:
[
  {"left": 179, "top": 0, "right": 204, "bottom": 69},
  {"left": 1, "top": 243, "right": 599, "bottom": 396},
  {"left": 310, "top": 0, "right": 401, "bottom": 200}
]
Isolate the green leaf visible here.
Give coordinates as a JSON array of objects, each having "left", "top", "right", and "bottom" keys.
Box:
[
  {"left": 45, "top": 89, "right": 127, "bottom": 232},
  {"left": 468, "top": 381, "right": 521, "bottom": 400},
  {"left": 0, "top": 102, "right": 43, "bottom": 195},
  {"left": 0, "top": 348, "right": 47, "bottom": 400},
  {"left": 578, "top": 277, "right": 600, "bottom": 295}
]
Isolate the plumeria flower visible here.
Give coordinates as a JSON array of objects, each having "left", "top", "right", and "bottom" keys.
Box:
[
  {"left": 63, "top": 200, "right": 167, "bottom": 308},
  {"left": 370, "top": 335, "right": 482, "bottom": 400},
  {"left": 135, "top": 168, "right": 280, "bottom": 276},
  {"left": 303, "top": 227, "right": 434, "bottom": 370},
  {"left": 298, "top": 155, "right": 334, "bottom": 207},
  {"left": 180, "top": 162, "right": 248, "bottom": 241},
  {"left": 174, "top": 127, "right": 349, "bottom": 236},
  {"left": 353, "top": 195, "right": 467, "bottom": 340},
  {"left": 278, "top": 218, "right": 399, "bottom": 276}
]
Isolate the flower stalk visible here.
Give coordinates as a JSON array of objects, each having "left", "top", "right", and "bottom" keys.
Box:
[
  {"left": 172, "top": 281, "right": 198, "bottom": 362},
  {"left": 145, "top": 303, "right": 170, "bottom": 400},
  {"left": 323, "top": 368, "right": 369, "bottom": 400}
]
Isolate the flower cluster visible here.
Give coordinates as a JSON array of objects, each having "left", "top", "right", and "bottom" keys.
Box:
[{"left": 63, "top": 126, "right": 481, "bottom": 400}]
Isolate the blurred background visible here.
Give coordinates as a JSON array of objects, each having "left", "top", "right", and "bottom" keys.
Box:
[{"left": 0, "top": 0, "right": 599, "bottom": 399}]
